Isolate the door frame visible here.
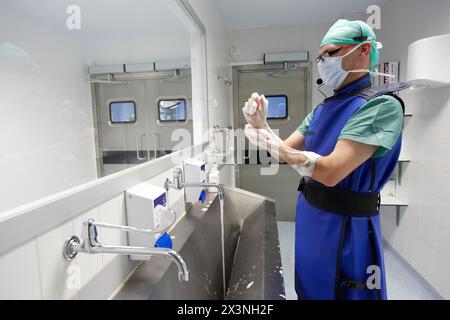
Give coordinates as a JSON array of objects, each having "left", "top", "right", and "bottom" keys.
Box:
[{"left": 232, "top": 63, "right": 313, "bottom": 179}]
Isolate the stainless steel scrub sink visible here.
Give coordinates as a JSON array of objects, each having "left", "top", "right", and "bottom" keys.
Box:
[{"left": 114, "top": 186, "right": 285, "bottom": 300}]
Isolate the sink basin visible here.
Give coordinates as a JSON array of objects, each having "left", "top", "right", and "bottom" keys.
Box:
[{"left": 114, "top": 186, "right": 285, "bottom": 300}]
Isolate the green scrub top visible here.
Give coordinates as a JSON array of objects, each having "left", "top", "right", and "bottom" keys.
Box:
[{"left": 298, "top": 95, "right": 404, "bottom": 158}]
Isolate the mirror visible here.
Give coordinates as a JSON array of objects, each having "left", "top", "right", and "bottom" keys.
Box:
[{"left": 0, "top": 0, "right": 208, "bottom": 212}]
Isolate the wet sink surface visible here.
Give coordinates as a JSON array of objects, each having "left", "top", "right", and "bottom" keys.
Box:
[{"left": 114, "top": 186, "right": 285, "bottom": 300}]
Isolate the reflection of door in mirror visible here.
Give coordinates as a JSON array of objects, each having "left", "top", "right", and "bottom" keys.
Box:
[{"left": 94, "top": 71, "right": 193, "bottom": 177}]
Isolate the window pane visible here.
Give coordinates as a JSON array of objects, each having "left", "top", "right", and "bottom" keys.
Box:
[
  {"left": 266, "top": 95, "right": 288, "bottom": 119},
  {"left": 158, "top": 99, "right": 187, "bottom": 122},
  {"left": 110, "top": 101, "right": 136, "bottom": 123}
]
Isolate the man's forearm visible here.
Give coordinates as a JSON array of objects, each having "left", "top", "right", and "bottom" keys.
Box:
[
  {"left": 312, "top": 156, "right": 340, "bottom": 187},
  {"left": 311, "top": 140, "right": 378, "bottom": 187}
]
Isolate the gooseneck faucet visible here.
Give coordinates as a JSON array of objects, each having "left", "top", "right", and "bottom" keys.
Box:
[
  {"left": 63, "top": 218, "right": 189, "bottom": 282},
  {"left": 165, "top": 167, "right": 224, "bottom": 201}
]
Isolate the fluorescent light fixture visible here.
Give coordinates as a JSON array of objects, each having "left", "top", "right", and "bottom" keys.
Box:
[
  {"left": 263, "top": 51, "right": 309, "bottom": 64},
  {"left": 88, "top": 64, "right": 125, "bottom": 75},
  {"left": 154, "top": 60, "right": 191, "bottom": 71},
  {"left": 124, "top": 63, "right": 155, "bottom": 73}
]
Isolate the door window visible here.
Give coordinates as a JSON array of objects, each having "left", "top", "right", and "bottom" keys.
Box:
[
  {"left": 158, "top": 99, "right": 187, "bottom": 122},
  {"left": 109, "top": 101, "right": 136, "bottom": 123}
]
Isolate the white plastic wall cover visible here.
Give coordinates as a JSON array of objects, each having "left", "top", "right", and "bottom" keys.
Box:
[{"left": 407, "top": 34, "right": 450, "bottom": 88}]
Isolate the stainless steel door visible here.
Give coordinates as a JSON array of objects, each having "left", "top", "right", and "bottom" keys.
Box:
[
  {"left": 97, "top": 81, "right": 149, "bottom": 176},
  {"left": 235, "top": 64, "right": 309, "bottom": 221}
]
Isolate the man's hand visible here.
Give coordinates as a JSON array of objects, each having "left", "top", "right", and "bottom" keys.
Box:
[
  {"left": 242, "top": 93, "right": 268, "bottom": 129},
  {"left": 245, "top": 125, "right": 320, "bottom": 177}
]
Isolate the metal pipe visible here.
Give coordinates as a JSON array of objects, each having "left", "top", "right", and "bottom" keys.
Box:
[
  {"left": 165, "top": 168, "right": 224, "bottom": 200},
  {"left": 92, "top": 209, "right": 176, "bottom": 235},
  {"left": 183, "top": 182, "right": 224, "bottom": 201}
]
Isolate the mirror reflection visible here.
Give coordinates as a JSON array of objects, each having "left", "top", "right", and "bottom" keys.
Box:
[{"left": 0, "top": 0, "right": 199, "bottom": 212}]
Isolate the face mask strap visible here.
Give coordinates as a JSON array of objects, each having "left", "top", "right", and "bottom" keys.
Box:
[
  {"left": 348, "top": 69, "right": 396, "bottom": 79},
  {"left": 341, "top": 42, "right": 365, "bottom": 58}
]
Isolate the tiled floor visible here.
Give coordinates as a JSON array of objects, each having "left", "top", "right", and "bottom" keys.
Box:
[{"left": 277, "top": 221, "right": 442, "bottom": 300}]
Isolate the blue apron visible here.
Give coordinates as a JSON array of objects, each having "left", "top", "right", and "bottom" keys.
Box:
[{"left": 295, "top": 75, "right": 409, "bottom": 300}]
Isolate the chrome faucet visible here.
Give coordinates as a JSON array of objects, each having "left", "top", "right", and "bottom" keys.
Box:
[
  {"left": 63, "top": 218, "right": 189, "bottom": 282},
  {"left": 165, "top": 167, "right": 224, "bottom": 200}
]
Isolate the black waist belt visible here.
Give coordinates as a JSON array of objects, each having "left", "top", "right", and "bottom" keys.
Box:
[{"left": 297, "top": 178, "right": 380, "bottom": 217}]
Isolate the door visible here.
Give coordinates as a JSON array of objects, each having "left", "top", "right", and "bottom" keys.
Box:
[
  {"left": 95, "top": 75, "right": 193, "bottom": 177},
  {"left": 235, "top": 64, "right": 309, "bottom": 221},
  {"left": 97, "top": 81, "right": 149, "bottom": 176}
]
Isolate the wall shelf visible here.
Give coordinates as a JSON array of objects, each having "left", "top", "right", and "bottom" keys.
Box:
[
  {"left": 380, "top": 196, "right": 408, "bottom": 226},
  {"left": 381, "top": 196, "right": 407, "bottom": 207},
  {"left": 397, "top": 156, "right": 410, "bottom": 185}
]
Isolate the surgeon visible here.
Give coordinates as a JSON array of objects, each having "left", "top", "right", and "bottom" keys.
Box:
[{"left": 243, "top": 19, "right": 410, "bottom": 300}]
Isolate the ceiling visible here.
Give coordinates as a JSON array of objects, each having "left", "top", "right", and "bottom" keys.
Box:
[
  {"left": 2, "top": 0, "right": 191, "bottom": 63},
  {"left": 216, "top": 0, "right": 388, "bottom": 30},
  {"left": 2, "top": 0, "right": 190, "bottom": 40}
]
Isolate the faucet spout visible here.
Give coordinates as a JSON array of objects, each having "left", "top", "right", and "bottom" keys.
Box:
[{"left": 98, "top": 245, "right": 189, "bottom": 282}]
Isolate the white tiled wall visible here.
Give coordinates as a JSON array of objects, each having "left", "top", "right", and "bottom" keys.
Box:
[
  {"left": 381, "top": 87, "right": 450, "bottom": 299},
  {"left": 0, "top": 241, "right": 42, "bottom": 299},
  {"left": 0, "top": 166, "right": 187, "bottom": 299},
  {"left": 36, "top": 220, "right": 78, "bottom": 300},
  {"left": 377, "top": 0, "right": 450, "bottom": 299}
]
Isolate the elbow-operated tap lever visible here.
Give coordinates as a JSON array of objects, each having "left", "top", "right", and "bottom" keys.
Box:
[{"left": 63, "top": 218, "right": 189, "bottom": 282}]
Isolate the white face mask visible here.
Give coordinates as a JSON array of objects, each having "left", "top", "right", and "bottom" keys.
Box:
[{"left": 317, "top": 42, "right": 393, "bottom": 90}]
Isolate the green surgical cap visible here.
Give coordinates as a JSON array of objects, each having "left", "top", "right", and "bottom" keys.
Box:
[{"left": 320, "top": 19, "right": 380, "bottom": 70}]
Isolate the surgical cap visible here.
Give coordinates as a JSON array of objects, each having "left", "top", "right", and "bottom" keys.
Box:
[{"left": 320, "top": 19, "right": 380, "bottom": 70}]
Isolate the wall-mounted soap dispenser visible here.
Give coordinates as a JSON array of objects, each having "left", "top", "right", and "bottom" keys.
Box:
[
  {"left": 125, "top": 183, "right": 170, "bottom": 260},
  {"left": 183, "top": 158, "right": 206, "bottom": 203}
]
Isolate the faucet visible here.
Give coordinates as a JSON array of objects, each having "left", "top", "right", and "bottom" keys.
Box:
[
  {"left": 165, "top": 167, "right": 224, "bottom": 201},
  {"left": 63, "top": 218, "right": 189, "bottom": 282}
]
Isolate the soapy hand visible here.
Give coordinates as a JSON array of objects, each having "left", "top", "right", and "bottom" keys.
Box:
[
  {"left": 244, "top": 125, "right": 307, "bottom": 163},
  {"left": 244, "top": 124, "right": 280, "bottom": 156},
  {"left": 244, "top": 124, "right": 321, "bottom": 177},
  {"left": 242, "top": 92, "right": 268, "bottom": 129}
]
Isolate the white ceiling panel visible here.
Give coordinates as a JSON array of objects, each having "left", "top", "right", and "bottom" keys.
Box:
[{"left": 217, "top": 0, "right": 388, "bottom": 30}]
